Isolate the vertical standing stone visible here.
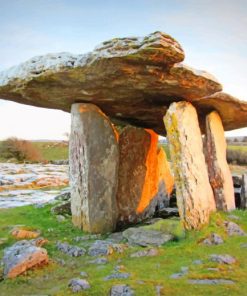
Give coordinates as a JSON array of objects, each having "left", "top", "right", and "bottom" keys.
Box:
[
  {"left": 241, "top": 174, "right": 247, "bottom": 209},
  {"left": 70, "top": 103, "right": 119, "bottom": 233},
  {"left": 204, "top": 111, "right": 235, "bottom": 211},
  {"left": 116, "top": 126, "right": 174, "bottom": 225},
  {"left": 164, "top": 101, "right": 215, "bottom": 230}
]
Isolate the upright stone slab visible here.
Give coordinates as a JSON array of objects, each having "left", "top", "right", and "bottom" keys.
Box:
[
  {"left": 164, "top": 101, "right": 215, "bottom": 230},
  {"left": 116, "top": 127, "right": 174, "bottom": 225},
  {"left": 241, "top": 174, "right": 247, "bottom": 209},
  {"left": 70, "top": 103, "right": 119, "bottom": 233},
  {"left": 204, "top": 111, "right": 235, "bottom": 211}
]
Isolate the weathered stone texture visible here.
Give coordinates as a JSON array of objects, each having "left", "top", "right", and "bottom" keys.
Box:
[
  {"left": 70, "top": 103, "right": 118, "bottom": 233},
  {"left": 204, "top": 111, "right": 235, "bottom": 211},
  {"left": 116, "top": 127, "right": 174, "bottom": 225},
  {"left": 6, "top": 32, "right": 247, "bottom": 137},
  {"left": 164, "top": 101, "right": 215, "bottom": 229},
  {"left": 241, "top": 174, "right": 247, "bottom": 209},
  {"left": 3, "top": 240, "right": 49, "bottom": 278}
]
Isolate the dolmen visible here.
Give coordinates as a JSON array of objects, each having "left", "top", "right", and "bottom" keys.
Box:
[{"left": 1, "top": 31, "right": 247, "bottom": 233}]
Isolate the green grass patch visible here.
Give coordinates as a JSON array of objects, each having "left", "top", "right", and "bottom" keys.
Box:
[{"left": 0, "top": 206, "right": 247, "bottom": 295}]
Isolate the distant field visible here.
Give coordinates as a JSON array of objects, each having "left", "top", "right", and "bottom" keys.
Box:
[
  {"left": 0, "top": 141, "right": 68, "bottom": 162},
  {"left": 228, "top": 145, "right": 247, "bottom": 152},
  {"left": 33, "top": 142, "right": 68, "bottom": 161}
]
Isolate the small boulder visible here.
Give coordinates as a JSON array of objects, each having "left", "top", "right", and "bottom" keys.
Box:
[
  {"left": 54, "top": 191, "right": 71, "bottom": 201},
  {"left": 109, "top": 284, "right": 134, "bottom": 296},
  {"left": 68, "top": 278, "right": 90, "bottom": 292},
  {"left": 123, "top": 227, "right": 173, "bottom": 247},
  {"left": 209, "top": 254, "right": 236, "bottom": 265},
  {"left": 202, "top": 233, "right": 224, "bottom": 245},
  {"left": 51, "top": 201, "right": 71, "bottom": 215},
  {"left": 56, "top": 242, "right": 86, "bottom": 257},
  {"left": 88, "top": 240, "right": 126, "bottom": 256},
  {"left": 224, "top": 221, "right": 246, "bottom": 236},
  {"left": 104, "top": 272, "right": 130, "bottom": 281},
  {"left": 3, "top": 240, "right": 49, "bottom": 278},
  {"left": 130, "top": 248, "right": 158, "bottom": 258},
  {"left": 11, "top": 229, "right": 40, "bottom": 239}
]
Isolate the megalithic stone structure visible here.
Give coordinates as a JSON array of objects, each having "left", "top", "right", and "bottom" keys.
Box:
[
  {"left": 241, "top": 174, "right": 247, "bottom": 209},
  {"left": 116, "top": 126, "right": 174, "bottom": 225},
  {"left": 204, "top": 111, "right": 235, "bottom": 211},
  {"left": 164, "top": 101, "right": 216, "bottom": 229},
  {"left": 69, "top": 103, "right": 119, "bottom": 233}
]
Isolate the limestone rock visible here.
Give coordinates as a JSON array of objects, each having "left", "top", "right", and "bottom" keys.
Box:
[
  {"left": 117, "top": 126, "right": 174, "bottom": 225},
  {"left": 56, "top": 242, "right": 86, "bottom": 257},
  {"left": 241, "top": 174, "right": 247, "bottom": 209},
  {"left": 188, "top": 279, "right": 235, "bottom": 285},
  {"left": 104, "top": 272, "right": 131, "bottom": 281},
  {"left": 70, "top": 103, "right": 118, "bottom": 233},
  {"left": 193, "top": 92, "right": 247, "bottom": 133},
  {"left": 122, "top": 227, "right": 173, "bottom": 247},
  {"left": 130, "top": 248, "right": 158, "bottom": 258},
  {"left": 11, "top": 229, "right": 40, "bottom": 239},
  {"left": 209, "top": 254, "right": 236, "bottom": 265},
  {"left": 51, "top": 201, "right": 71, "bottom": 215},
  {"left": 109, "top": 284, "right": 134, "bottom": 296},
  {"left": 0, "top": 31, "right": 231, "bottom": 137},
  {"left": 204, "top": 111, "right": 235, "bottom": 210},
  {"left": 224, "top": 221, "right": 246, "bottom": 236},
  {"left": 68, "top": 278, "right": 90, "bottom": 292},
  {"left": 3, "top": 240, "right": 49, "bottom": 278},
  {"left": 202, "top": 233, "right": 224, "bottom": 245},
  {"left": 164, "top": 101, "right": 216, "bottom": 229}
]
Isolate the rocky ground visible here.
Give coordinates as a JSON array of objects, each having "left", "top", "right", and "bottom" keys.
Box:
[
  {"left": 0, "top": 163, "right": 247, "bottom": 295},
  {"left": 0, "top": 163, "right": 69, "bottom": 208},
  {"left": 0, "top": 200, "right": 247, "bottom": 295}
]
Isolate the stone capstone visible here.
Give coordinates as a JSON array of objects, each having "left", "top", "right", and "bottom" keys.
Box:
[
  {"left": 7, "top": 32, "right": 247, "bottom": 137},
  {"left": 70, "top": 103, "right": 119, "bottom": 233},
  {"left": 3, "top": 240, "right": 49, "bottom": 278},
  {"left": 204, "top": 111, "right": 235, "bottom": 211},
  {"left": 117, "top": 126, "right": 174, "bottom": 225},
  {"left": 164, "top": 101, "right": 216, "bottom": 230}
]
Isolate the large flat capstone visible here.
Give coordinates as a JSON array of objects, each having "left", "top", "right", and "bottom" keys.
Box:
[
  {"left": 0, "top": 31, "right": 246, "bottom": 136},
  {"left": 70, "top": 103, "right": 119, "bottom": 233}
]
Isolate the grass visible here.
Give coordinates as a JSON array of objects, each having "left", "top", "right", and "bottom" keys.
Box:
[
  {"left": 228, "top": 145, "right": 247, "bottom": 152},
  {"left": 0, "top": 141, "right": 68, "bottom": 162},
  {"left": 33, "top": 142, "right": 68, "bottom": 161},
  {"left": 0, "top": 206, "right": 247, "bottom": 295}
]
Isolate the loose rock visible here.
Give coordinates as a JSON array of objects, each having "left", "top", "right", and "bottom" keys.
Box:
[
  {"left": 68, "top": 278, "right": 90, "bottom": 292},
  {"left": 130, "top": 248, "right": 158, "bottom": 258},
  {"left": 56, "top": 242, "right": 86, "bottom": 257},
  {"left": 104, "top": 272, "right": 130, "bottom": 281},
  {"left": 209, "top": 254, "right": 236, "bottom": 265},
  {"left": 224, "top": 221, "right": 246, "bottom": 236},
  {"left": 3, "top": 240, "right": 49, "bottom": 278},
  {"left": 202, "top": 233, "right": 224, "bottom": 245},
  {"left": 188, "top": 279, "right": 235, "bottom": 285},
  {"left": 109, "top": 284, "right": 134, "bottom": 296},
  {"left": 123, "top": 227, "right": 173, "bottom": 247},
  {"left": 51, "top": 201, "right": 71, "bottom": 215}
]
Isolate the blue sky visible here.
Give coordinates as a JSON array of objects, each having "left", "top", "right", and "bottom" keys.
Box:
[{"left": 0, "top": 0, "right": 246, "bottom": 139}]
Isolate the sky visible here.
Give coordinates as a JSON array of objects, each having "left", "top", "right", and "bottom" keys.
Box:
[{"left": 0, "top": 0, "right": 246, "bottom": 140}]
